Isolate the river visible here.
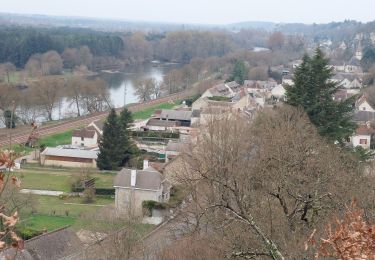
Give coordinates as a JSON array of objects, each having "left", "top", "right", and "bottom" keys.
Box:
[{"left": 52, "top": 62, "right": 179, "bottom": 120}]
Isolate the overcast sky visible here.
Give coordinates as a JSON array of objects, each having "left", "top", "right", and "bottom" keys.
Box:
[{"left": 0, "top": 0, "right": 373, "bottom": 24}]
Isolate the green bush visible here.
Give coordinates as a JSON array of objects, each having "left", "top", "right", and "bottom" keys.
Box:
[
  {"left": 142, "top": 200, "right": 167, "bottom": 216},
  {"left": 17, "top": 227, "right": 43, "bottom": 240},
  {"left": 132, "top": 131, "right": 179, "bottom": 139}
]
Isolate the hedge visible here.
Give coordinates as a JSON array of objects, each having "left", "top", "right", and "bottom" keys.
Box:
[
  {"left": 71, "top": 187, "right": 115, "bottom": 195},
  {"left": 132, "top": 131, "right": 179, "bottom": 139}
]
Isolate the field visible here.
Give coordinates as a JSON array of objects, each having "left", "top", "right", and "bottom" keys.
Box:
[
  {"left": 16, "top": 164, "right": 116, "bottom": 192},
  {"left": 14, "top": 165, "right": 119, "bottom": 233},
  {"left": 132, "top": 101, "right": 179, "bottom": 119},
  {"left": 38, "top": 130, "right": 73, "bottom": 147}
]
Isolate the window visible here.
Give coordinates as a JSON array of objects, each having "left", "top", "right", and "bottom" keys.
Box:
[
  {"left": 363, "top": 106, "right": 366, "bottom": 111},
  {"left": 81, "top": 137, "right": 84, "bottom": 141},
  {"left": 360, "top": 139, "right": 367, "bottom": 145}
]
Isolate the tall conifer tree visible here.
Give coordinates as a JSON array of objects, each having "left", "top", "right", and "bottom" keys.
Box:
[
  {"left": 118, "top": 108, "right": 138, "bottom": 167},
  {"left": 286, "top": 48, "right": 356, "bottom": 142},
  {"left": 97, "top": 109, "right": 123, "bottom": 170}
]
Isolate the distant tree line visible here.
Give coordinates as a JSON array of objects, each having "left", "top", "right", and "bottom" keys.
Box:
[{"left": 0, "top": 27, "right": 123, "bottom": 67}]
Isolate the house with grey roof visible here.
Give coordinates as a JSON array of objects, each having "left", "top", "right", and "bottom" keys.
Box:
[
  {"left": 40, "top": 147, "right": 98, "bottom": 168},
  {"left": 114, "top": 162, "right": 171, "bottom": 216},
  {"left": 71, "top": 127, "right": 98, "bottom": 148},
  {"left": 0, "top": 227, "right": 83, "bottom": 260},
  {"left": 145, "top": 118, "right": 179, "bottom": 131},
  {"left": 153, "top": 109, "right": 192, "bottom": 127}
]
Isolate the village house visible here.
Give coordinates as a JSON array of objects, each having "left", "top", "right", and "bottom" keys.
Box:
[
  {"left": 40, "top": 147, "right": 98, "bottom": 168},
  {"left": 87, "top": 119, "right": 104, "bottom": 136},
  {"left": 271, "top": 84, "right": 286, "bottom": 101},
  {"left": 114, "top": 162, "right": 171, "bottom": 216},
  {"left": 71, "top": 127, "right": 98, "bottom": 148},
  {"left": 153, "top": 109, "right": 192, "bottom": 127},
  {"left": 0, "top": 227, "right": 83, "bottom": 260},
  {"left": 144, "top": 118, "right": 179, "bottom": 131},
  {"left": 201, "top": 81, "right": 240, "bottom": 99},
  {"left": 351, "top": 124, "right": 375, "bottom": 149},
  {"left": 356, "top": 94, "right": 375, "bottom": 112}
]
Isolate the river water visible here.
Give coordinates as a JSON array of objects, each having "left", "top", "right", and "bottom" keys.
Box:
[{"left": 52, "top": 62, "right": 179, "bottom": 120}]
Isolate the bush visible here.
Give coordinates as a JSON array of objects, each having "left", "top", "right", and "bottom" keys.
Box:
[
  {"left": 132, "top": 131, "right": 179, "bottom": 139},
  {"left": 142, "top": 200, "right": 167, "bottom": 216},
  {"left": 71, "top": 187, "right": 115, "bottom": 195},
  {"left": 95, "top": 188, "right": 115, "bottom": 195},
  {"left": 17, "top": 227, "right": 43, "bottom": 240},
  {"left": 82, "top": 187, "right": 95, "bottom": 203}
]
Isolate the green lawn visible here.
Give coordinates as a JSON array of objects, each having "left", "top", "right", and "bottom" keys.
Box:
[
  {"left": 17, "top": 194, "right": 156, "bottom": 235},
  {"left": 132, "top": 101, "right": 179, "bottom": 120},
  {"left": 19, "top": 194, "right": 115, "bottom": 231},
  {"left": 38, "top": 130, "right": 73, "bottom": 147},
  {"left": 16, "top": 166, "right": 115, "bottom": 192},
  {"left": 19, "top": 215, "right": 75, "bottom": 231}
]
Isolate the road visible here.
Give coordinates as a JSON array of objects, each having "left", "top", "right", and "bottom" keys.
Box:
[{"left": 0, "top": 89, "right": 193, "bottom": 148}]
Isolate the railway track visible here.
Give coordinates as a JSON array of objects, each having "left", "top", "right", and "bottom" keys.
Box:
[{"left": 0, "top": 90, "right": 192, "bottom": 148}]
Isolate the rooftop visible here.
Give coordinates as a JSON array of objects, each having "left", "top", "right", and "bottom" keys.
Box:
[
  {"left": 41, "top": 147, "right": 98, "bottom": 159},
  {"left": 114, "top": 167, "right": 162, "bottom": 191}
]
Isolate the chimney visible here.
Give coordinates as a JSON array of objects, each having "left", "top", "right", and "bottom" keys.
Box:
[
  {"left": 143, "top": 160, "right": 149, "bottom": 170},
  {"left": 130, "top": 170, "right": 136, "bottom": 187}
]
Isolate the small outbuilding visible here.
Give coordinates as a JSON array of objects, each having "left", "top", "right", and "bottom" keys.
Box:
[{"left": 40, "top": 147, "right": 98, "bottom": 168}]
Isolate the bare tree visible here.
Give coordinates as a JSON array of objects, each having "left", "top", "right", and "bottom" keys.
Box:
[
  {"left": 66, "top": 77, "right": 85, "bottom": 116},
  {"left": 25, "top": 54, "right": 42, "bottom": 78},
  {"left": 174, "top": 106, "right": 372, "bottom": 259},
  {"left": 268, "top": 32, "right": 285, "bottom": 51},
  {"left": 41, "top": 50, "right": 63, "bottom": 75},
  {"left": 80, "top": 78, "right": 111, "bottom": 113},
  {"left": 0, "top": 62, "right": 16, "bottom": 83},
  {"left": 133, "top": 78, "right": 156, "bottom": 102},
  {"left": 30, "top": 78, "right": 62, "bottom": 121}
]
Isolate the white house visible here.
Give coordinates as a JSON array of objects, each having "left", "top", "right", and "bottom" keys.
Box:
[
  {"left": 114, "top": 164, "right": 171, "bottom": 216},
  {"left": 352, "top": 124, "right": 374, "bottom": 149},
  {"left": 340, "top": 78, "right": 352, "bottom": 89},
  {"left": 357, "top": 95, "right": 375, "bottom": 112},
  {"left": 271, "top": 84, "right": 286, "bottom": 100},
  {"left": 87, "top": 120, "right": 104, "bottom": 136},
  {"left": 349, "top": 78, "right": 363, "bottom": 89},
  {"left": 71, "top": 127, "right": 98, "bottom": 148}
]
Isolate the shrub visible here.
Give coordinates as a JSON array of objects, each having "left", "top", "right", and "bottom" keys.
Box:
[
  {"left": 17, "top": 227, "right": 43, "bottom": 240},
  {"left": 142, "top": 200, "right": 167, "bottom": 216},
  {"left": 82, "top": 187, "right": 95, "bottom": 204}
]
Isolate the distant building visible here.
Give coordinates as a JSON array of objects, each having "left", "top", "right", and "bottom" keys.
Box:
[
  {"left": 87, "top": 119, "right": 104, "bottom": 136},
  {"left": 153, "top": 109, "right": 192, "bottom": 127},
  {"left": 114, "top": 164, "right": 171, "bottom": 216},
  {"left": 356, "top": 94, "right": 375, "bottom": 112},
  {"left": 71, "top": 127, "right": 98, "bottom": 148},
  {"left": 144, "top": 118, "right": 178, "bottom": 131},
  {"left": 352, "top": 124, "right": 374, "bottom": 149},
  {"left": 40, "top": 147, "right": 98, "bottom": 168}
]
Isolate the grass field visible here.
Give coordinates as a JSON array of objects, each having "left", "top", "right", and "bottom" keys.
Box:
[
  {"left": 38, "top": 130, "right": 73, "bottom": 147},
  {"left": 132, "top": 101, "right": 179, "bottom": 120},
  {"left": 19, "top": 195, "right": 115, "bottom": 231},
  {"left": 16, "top": 166, "right": 116, "bottom": 192}
]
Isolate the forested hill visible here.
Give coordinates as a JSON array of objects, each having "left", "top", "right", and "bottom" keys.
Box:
[{"left": 0, "top": 26, "right": 123, "bottom": 67}]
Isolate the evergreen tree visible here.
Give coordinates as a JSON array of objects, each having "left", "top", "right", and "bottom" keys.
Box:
[
  {"left": 118, "top": 108, "right": 139, "bottom": 167},
  {"left": 97, "top": 109, "right": 123, "bottom": 170},
  {"left": 228, "top": 60, "right": 247, "bottom": 84},
  {"left": 286, "top": 48, "right": 356, "bottom": 142},
  {"left": 4, "top": 110, "right": 16, "bottom": 129}
]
